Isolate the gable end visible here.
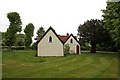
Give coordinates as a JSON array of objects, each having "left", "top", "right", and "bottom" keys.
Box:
[
  {"left": 37, "top": 27, "right": 64, "bottom": 44},
  {"left": 64, "top": 34, "right": 80, "bottom": 45}
]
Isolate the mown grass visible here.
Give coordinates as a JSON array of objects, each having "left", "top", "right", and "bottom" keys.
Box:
[{"left": 2, "top": 50, "right": 118, "bottom": 78}]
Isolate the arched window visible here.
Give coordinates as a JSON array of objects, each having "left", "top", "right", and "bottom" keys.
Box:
[
  {"left": 70, "top": 39, "right": 73, "bottom": 43},
  {"left": 49, "top": 36, "right": 52, "bottom": 42}
]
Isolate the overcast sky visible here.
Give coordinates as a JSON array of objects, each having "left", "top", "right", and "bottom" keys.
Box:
[{"left": 0, "top": 0, "right": 108, "bottom": 41}]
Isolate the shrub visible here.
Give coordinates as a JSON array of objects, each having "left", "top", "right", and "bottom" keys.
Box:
[
  {"left": 64, "top": 44, "right": 70, "bottom": 55},
  {"left": 11, "top": 46, "right": 25, "bottom": 50},
  {"left": 2, "top": 46, "right": 8, "bottom": 50},
  {"left": 81, "top": 45, "right": 90, "bottom": 51},
  {"left": 30, "top": 42, "right": 37, "bottom": 50}
]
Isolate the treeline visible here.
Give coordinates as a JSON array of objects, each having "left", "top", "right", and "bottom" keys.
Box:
[{"left": 1, "top": 12, "right": 45, "bottom": 50}]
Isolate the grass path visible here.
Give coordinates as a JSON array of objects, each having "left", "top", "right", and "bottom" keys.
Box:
[{"left": 2, "top": 50, "right": 118, "bottom": 78}]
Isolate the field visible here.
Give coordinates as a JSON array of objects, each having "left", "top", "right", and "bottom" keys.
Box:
[{"left": 2, "top": 50, "right": 118, "bottom": 78}]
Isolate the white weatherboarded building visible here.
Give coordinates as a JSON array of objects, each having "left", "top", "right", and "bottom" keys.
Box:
[{"left": 37, "top": 27, "right": 81, "bottom": 56}]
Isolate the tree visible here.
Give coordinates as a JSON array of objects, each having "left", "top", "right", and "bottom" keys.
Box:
[
  {"left": 15, "top": 34, "right": 25, "bottom": 46},
  {"left": 25, "top": 36, "right": 32, "bottom": 48},
  {"left": 102, "top": 2, "right": 120, "bottom": 51},
  {"left": 78, "top": 19, "right": 111, "bottom": 53},
  {"left": 30, "top": 42, "right": 37, "bottom": 50},
  {"left": 5, "top": 12, "right": 22, "bottom": 49},
  {"left": 24, "top": 23, "right": 34, "bottom": 48},
  {"left": 37, "top": 26, "right": 45, "bottom": 37}
]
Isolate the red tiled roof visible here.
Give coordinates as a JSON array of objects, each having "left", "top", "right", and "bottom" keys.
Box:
[{"left": 58, "top": 35, "right": 69, "bottom": 43}]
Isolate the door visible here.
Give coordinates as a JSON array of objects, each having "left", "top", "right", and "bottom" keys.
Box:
[{"left": 76, "top": 45, "right": 79, "bottom": 54}]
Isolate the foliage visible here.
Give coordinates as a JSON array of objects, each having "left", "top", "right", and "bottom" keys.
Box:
[
  {"left": 30, "top": 42, "right": 37, "bottom": 50},
  {"left": 24, "top": 23, "right": 34, "bottom": 36},
  {"left": 2, "top": 46, "right": 25, "bottom": 50},
  {"left": 24, "top": 36, "right": 32, "bottom": 49},
  {"left": 15, "top": 34, "right": 25, "bottom": 46},
  {"left": 11, "top": 46, "right": 25, "bottom": 50},
  {"left": 81, "top": 45, "right": 90, "bottom": 51},
  {"left": 7, "top": 12, "right": 22, "bottom": 28},
  {"left": 64, "top": 44, "right": 70, "bottom": 55},
  {"left": 102, "top": 2, "right": 120, "bottom": 51},
  {"left": 36, "top": 26, "right": 45, "bottom": 37},
  {"left": 24, "top": 23, "right": 35, "bottom": 48},
  {"left": 97, "top": 40, "right": 118, "bottom": 52},
  {"left": 5, "top": 12, "right": 22, "bottom": 49},
  {"left": 2, "top": 46, "right": 8, "bottom": 50},
  {"left": 78, "top": 19, "right": 111, "bottom": 53}
]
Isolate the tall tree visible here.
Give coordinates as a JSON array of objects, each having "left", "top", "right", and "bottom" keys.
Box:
[
  {"left": 24, "top": 23, "right": 34, "bottom": 48},
  {"left": 5, "top": 12, "right": 22, "bottom": 49},
  {"left": 102, "top": 2, "right": 120, "bottom": 50},
  {"left": 15, "top": 34, "right": 25, "bottom": 46},
  {"left": 78, "top": 19, "right": 111, "bottom": 53},
  {"left": 36, "top": 26, "right": 45, "bottom": 37}
]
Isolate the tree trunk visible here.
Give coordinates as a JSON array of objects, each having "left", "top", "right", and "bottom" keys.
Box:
[
  {"left": 8, "top": 46, "right": 12, "bottom": 51},
  {"left": 90, "top": 41, "right": 96, "bottom": 53},
  {"left": 90, "top": 46, "right": 96, "bottom": 53}
]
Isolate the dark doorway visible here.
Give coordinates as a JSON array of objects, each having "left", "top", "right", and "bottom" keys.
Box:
[{"left": 76, "top": 45, "right": 79, "bottom": 54}]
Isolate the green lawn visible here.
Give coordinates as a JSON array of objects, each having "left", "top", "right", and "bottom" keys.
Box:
[{"left": 2, "top": 50, "right": 118, "bottom": 78}]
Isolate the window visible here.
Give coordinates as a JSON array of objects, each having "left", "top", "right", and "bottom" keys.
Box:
[
  {"left": 49, "top": 36, "right": 52, "bottom": 43},
  {"left": 70, "top": 39, "right": 73, "bottom": 43}
]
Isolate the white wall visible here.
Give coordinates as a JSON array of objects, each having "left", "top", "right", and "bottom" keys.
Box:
[
  {"left": 37, "top": 30, "right": 64, "bottom": 56},
  {"left": 65, "top": 36, "right": 81, "bottom": 54}
]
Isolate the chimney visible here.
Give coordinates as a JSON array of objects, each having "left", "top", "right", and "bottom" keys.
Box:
[{"left": 66, "top": 33, "right": 69, "bottom": 36}]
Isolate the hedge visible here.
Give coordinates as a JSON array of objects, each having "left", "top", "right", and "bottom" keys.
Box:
[{"left": 2, "top": 46, "right": 25, "bottom": 50}]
